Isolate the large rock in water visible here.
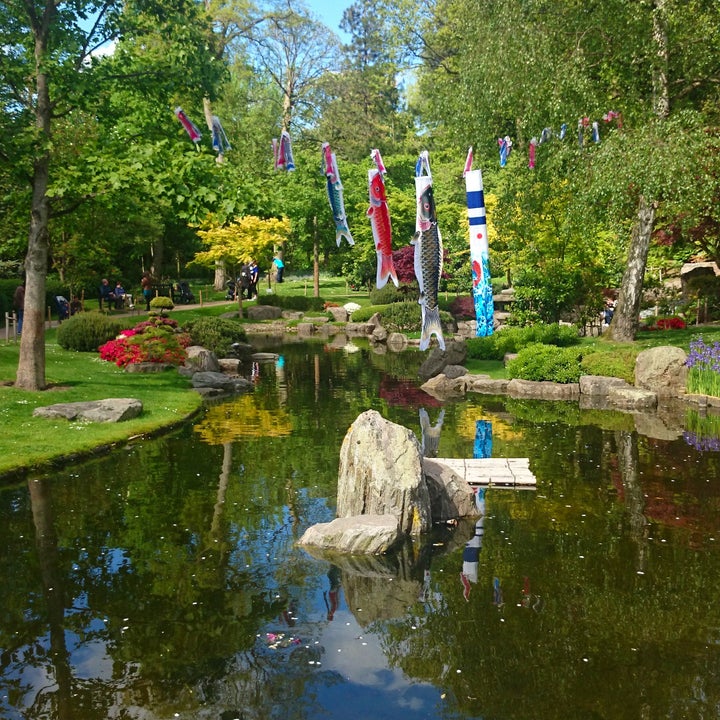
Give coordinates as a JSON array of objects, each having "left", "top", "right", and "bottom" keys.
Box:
[
  {"left": 185, "top": 345, "right": 220, "bottom": 373},
  {"left": 337, "top": 409, "right": 431, "bottom": 535},
  {"left": 418, "top": 341, "right": 468, "bottom": 381},
  {"left": 297, "top": 515, "right": 401, "bottom": 555},
  {"left": 635, "top": 346, "right": 688, "bottom": 398}
]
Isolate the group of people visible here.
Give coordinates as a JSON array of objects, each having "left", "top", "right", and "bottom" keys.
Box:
[
  {"left": 99, "top": 278, "right": 128, "bottom": 310},
  {"left": 237, "top": 261, "right": 260, "bottom": 300}
]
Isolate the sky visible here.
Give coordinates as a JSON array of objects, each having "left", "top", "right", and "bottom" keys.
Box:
[{"left": 304, "top": 0, "right": 352, "bottom": 41}]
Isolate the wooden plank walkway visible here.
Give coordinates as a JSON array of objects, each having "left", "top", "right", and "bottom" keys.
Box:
[{"left": 433, "top": 458, "right": 536, "bottom": 488}]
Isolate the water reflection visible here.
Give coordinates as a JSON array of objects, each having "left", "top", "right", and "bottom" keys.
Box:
[{"left": 2, "top": 340, "right": 720, "bottom": 719}]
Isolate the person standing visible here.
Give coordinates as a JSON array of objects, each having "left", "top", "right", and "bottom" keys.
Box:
[
  {"left": 273, "top": 255, "right": 284, "bottom": 283},
  {"left": 141, "top": 272, "right": 153, "bottom": 311},
  {"left": 249, "top": 260, "right": 259, "bottom": 299},
  {"left": 13, "top": 281, "right": 25, "bottom": 336}
]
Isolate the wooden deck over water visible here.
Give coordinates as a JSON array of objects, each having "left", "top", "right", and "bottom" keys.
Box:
[{"left": 433, "top": 458, "right": 537, "bottom": 488}]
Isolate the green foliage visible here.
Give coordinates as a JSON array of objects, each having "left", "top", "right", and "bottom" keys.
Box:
[
  {"left": 466, "top": 323, "right": 580, "bottom": 361},
  {"left": 149, "top": 296, "right": 175, "bottom": 313},
  {"left": 506, "top": 343, "right": 584, "bottom": 383},
  {"left": 349, "top": 300, "right": 453, "bottom": 334},
  {"left": 369, "top": 282, "right": 415, "bottom": 305},
  {"left": 182, "top": 317, "right": 248, "bottom": 358},
  {"left": 57, "top": 313, "right": 128, "bottom": 352},
  {"left": 580, "top": 348, "right": 638, "bottom": 384},
  {"left": 378, "top": 301, "right": 422, "bottom": 332},
  {"left": 256, "top": 294, "right": 327, "bottom": 312},
  {"left": 348, "top": 304, "right": 385, "bottom": 322}
]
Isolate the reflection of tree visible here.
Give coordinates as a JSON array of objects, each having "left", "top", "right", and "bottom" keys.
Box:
[
  {"left": 194, "top": 395, "right": 293, "bottom": 444},
  {"left": 615, "top": 430, "right": 648, "bottom": 570},
  {"left": 28, "top": 477, "right": 73, "bottom": 720}
]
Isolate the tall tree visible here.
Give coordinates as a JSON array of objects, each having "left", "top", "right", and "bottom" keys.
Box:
[
  {"left": 2, "top": 0, "right": 222, "bottom": 390},
  {"left": 245, "top": 0, "right": 341, "bottom": 133},
  {"left": 317, "top": 0, "right": 409, "bottom": 159}
]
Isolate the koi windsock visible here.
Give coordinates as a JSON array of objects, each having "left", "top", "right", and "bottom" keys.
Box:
[
  {"left": 367, "top": 149, "right": 398, "bottom": 288},
  {"left": 175, "top": 107, "right": 202, "bottom": 145},
  {"left": 464, "top": 149, "right": 494, "bottom": 337},
  {"left": 273, "top": 130, "right": 295, "bottom": 171},
  {"left": 413, "top": 151, "right": 445, "bottom": 351},
  {"left": 322, "top": 142, "right": 354, "bottom": 246},
  {"left": 528, "top": 138, "right": 537, "bottom": 169}
]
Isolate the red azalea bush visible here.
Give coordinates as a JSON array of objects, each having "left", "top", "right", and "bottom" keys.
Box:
[
  {"left": 448, "top": 294, "right": 475, "bottom": 319},
  {"left": 99, "top": 317, "right": 191, "bottom": 368},
  {"left": 640, "top": 316, "right": 687, "bottom": 331}
]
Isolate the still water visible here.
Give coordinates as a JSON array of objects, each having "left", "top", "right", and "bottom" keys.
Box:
[{"left": 2, "top": 337, "right": 720, "bottom": 719}]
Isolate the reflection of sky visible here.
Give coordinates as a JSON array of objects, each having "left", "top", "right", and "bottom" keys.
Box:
[{"left": 306, "top": 609, "right": 444, "bottom": 719}]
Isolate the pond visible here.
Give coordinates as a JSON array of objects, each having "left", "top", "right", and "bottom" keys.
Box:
[{"left": 2, "top": 336, "right": 720, "bottom": 719}]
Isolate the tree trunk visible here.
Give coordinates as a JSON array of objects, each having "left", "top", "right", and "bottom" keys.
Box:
[
  {"left": 16, "top": 33, "right": 52, "bottom": 391},
  {"left": 608, "top": 196, "right": 656, "bottom": 343},
  {"left": 313, "top": 216, "right": 320, "bottom": 298},
  {"left": 214, "top": 259, "right": 226, "bottom": 291},
  {"left": 652, "top": 0, "right": 670, "bottom": 119}
]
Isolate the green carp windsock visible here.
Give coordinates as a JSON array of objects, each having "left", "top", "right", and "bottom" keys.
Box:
[
  {"left": 322, "top": 142, "right": 354, "bottom": 247},
  {"left": 464, "top": 147, "right": 494, "bottom": 337},
  {"left": 413, "top": 150, "right": 445, "bottom": 351}
]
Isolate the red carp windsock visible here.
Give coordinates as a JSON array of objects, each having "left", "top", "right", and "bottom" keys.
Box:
[
  {"left": 273, "top": 130, "right": 295, "bottom": 171},
  {"left": 464, "top": 147, "right": 494, "bottom": 337},
  {"left": 367, "top": 149, "right": 398, "bottom": 289},
  {"left": 528, "top": 137, "right": 537, "bottom": 169},
  {"left": 175, "top": 107, "right": 202, "bottom": 145},
  {"left": 413, "top": 150, "right": 445, "bottom": 351}
]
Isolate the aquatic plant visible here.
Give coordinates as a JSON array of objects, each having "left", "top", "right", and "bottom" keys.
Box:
[
  {"left": 685, "top": 336, "right": 720, "bottom": 397},
  {"left": 683, "top": 408, "right": 720, "bottom": 452}
]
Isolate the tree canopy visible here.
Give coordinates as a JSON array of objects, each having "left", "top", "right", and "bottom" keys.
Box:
[{"left": 2, "top": 0, "right": 720, "bottom": 384}]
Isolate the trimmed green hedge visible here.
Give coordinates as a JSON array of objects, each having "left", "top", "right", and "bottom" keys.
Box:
[
  {"left": 466, "top": 323, "right": 580, "bottom": 361},
  {"left": 348, "top": 301, "right": 453, "bottom": 335},
  {"left": 57, "top": 312, "right": 129, "bottom": 352},
  {"left": 256, "top": 294, "right": 327, "bottom": 312},
  {"left": 506, "top": 343, "right": 584, "bottom": 383},
  {"left": 182, "top": 317, "right": 248, "bottom": 358}
]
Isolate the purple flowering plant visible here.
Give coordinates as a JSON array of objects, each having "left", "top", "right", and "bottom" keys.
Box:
[{"left": 684, "top": 336, "right": 720, "bottom": 397}]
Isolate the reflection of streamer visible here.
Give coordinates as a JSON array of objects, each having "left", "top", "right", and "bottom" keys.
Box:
[
  {"left": 323, "top": 565, "right": 342, "bottom": 621},
  {"left": 493, "top": 577, "right": 504, "bottom": 607},
  {"left": 420, "top": 569, "right": 432, "bottom": 602},
  {"left": 420, "top": 408, "right": 445, "bottom": 457},
  {"left": 474, "top": 420, "right": 493, "bottom": 459},
  {"left": 461, "top": 488, "right": 486, "bottom": 601}
]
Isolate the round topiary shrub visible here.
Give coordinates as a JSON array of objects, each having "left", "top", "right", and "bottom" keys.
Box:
[
  {"left": 149, "top": 296, "right": 174, "bottom": 314},
  {"left": 57, "top": 312, "right": 127, "bottom": 352},
  {"left": 182, "top": 316, "right": 248, "bottom": 358}
]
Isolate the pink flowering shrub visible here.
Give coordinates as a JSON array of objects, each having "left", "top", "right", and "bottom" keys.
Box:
[{"left": 99, "top": 317, "right": 190, "bottom": 368}]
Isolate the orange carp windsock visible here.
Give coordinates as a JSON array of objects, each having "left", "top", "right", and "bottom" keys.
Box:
[{"left": 367, "top": 149, "right": 398, "bottom": 289}]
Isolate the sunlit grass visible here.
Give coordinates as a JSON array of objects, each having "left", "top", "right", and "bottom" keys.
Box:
[{"left": 0, "top": 339, "right": 202, "bottom": 478}]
